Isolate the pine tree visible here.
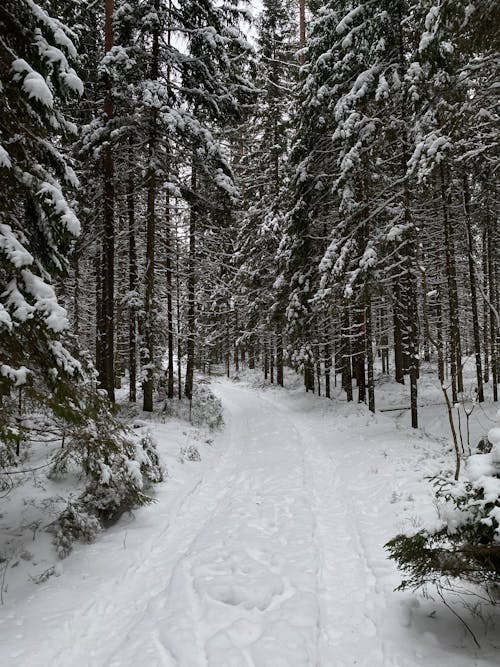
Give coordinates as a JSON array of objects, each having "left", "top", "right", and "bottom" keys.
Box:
[{"left": 0, "top": 0, "right": 85, "bottom": 449}]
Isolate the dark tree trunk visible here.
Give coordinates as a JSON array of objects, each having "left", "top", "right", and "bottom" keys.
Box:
[
  {"left": 142, "top": 1, "right": 160, "bottom": 412},
  {"left": 176, "top": 215, "right": 182, "bottom": 400},
  {"left": 185, "top": 168, "right": 197, "bottom": 401},
  {"left": 397, "top": 2, "right": 417, "bottom": 427},
  {"left": 270, "top": 336, "right": 274, "bottom": 384},
  {"left": 165, "top": 192, "right": 174, "bottom": 399},
  {"left": 393, "top": 286, "right": 405, "bottom": 385},
  {"left": 342, "top": 305, "right": 353, "bottom": 401},
  {"left": 324, "top": 337, "right": 331, "bottom": 399},
  {"left": 463, "top": 172, "right": 484, "bottom": 402},
  {"left": 482, "top": 225, "right": 490, "bottom": 383},
  {"left": 100, "top": 0, "right": 115, "bottom": 401},
  {"left": 440, "top": 165, "right": 462, "bottom": 403},
  {"left": 366, "top": 296, "right": 375, "bottom": 413},
  {"left": 276, "top": 332, "right": 284, "bottom": 386},
  {"left": 127, "top": 143, "right": 137, "bottom": 402},
  {"left": 487, "top": 210, "right": 498, "bottom": 401}
]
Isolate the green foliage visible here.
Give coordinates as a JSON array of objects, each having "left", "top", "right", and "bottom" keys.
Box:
[
  {"left": 48, "top": 392, "right": 165, "bottom": 556},
  {"left": 163, "top": 382, "right": 224, "bottom": 430},
  {"left": 386, "top": 460, "right": 500, "bottom": 595}
]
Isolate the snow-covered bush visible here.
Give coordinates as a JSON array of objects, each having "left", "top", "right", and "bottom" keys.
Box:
[
  {"left": 52, "top": 501, "right": 101, "bottom": 559},
  {"left": 163, "top": 382, "right": 224, "bottom": 430},
  {"left": 386, "top": 429, "right": 500, "bottom": 597},
  {"left": 190, "top": 384, "right": 224, "bottom": 429},
  {"left": 180, "top": 444, "right": 201, "bottom": 462},
  {"left": 48, "top": 394, "right": 164, "bottom": 555}
]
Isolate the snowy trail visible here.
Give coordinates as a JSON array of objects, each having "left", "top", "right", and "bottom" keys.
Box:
[{"left": 1, "top": 380, "right": 498, "bottom": 666}]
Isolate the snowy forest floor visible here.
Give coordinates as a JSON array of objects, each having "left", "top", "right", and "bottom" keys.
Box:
[{"left": 1, "top": 368, "right": 499, "bottom": 666}]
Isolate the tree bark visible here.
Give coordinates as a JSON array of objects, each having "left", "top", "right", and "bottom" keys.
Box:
[
  {"left": 142, "top": 0, "right": 160, "bottom": 412},
  {"left": 100, "top": 0, "right": 115, "bottom": 401},
  {"left": 440, "top": 165, "right": 461, "bottom": 403},
  {"left": 463, "top": 171, "right": 484, "bottom": 402},
  {"left": 127, "top": 142, "right": 137, "bottom": 402},
  {"left": 276, "top": 331, "right": 284, "bottom": 386},
  {"left": 184, "top": 167, "right": 197, "bottom": 401},
  {"left": 165, "top": 192, "right": 174, "bottom": 399}
]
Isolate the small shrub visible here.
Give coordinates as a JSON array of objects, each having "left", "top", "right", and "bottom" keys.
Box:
[
  {"left": 190, "top": 384, "right": 224, "bottom": 429},
  {"left": 180, "top": 445, "right": 201, "bottom": 462},
  {"left": 50, "top": 398, "right": 164, "bottom": 555},
  {"left": 163, "top": 382, "right": 224, "bottom": 430},
  {"left": 386, "top": 431, "right": 500, "bottom": 599},
  {"left": 52, "top": 500, "right": 101, "bottom": 558}
]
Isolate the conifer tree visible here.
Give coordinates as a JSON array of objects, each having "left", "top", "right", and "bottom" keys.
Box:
[{"left": 0, "top": 0, "right": 85, "bottom": 446}]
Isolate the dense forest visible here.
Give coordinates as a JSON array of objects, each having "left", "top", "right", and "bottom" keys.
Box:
[{"left": 0, "top": 0, "right": 499, "bottom": 633}]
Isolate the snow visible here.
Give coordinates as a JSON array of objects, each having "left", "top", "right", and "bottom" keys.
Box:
[
  {"left": 0, "top": 145, "right": 12, "bottom": 168},
  {"left": 22, "top": 270, "right": 69, "bottom": 332},
  {"left": 0, "top": 223, "right": 34, "bottom": 268},
  {"left": 0, "top": 364, "right": 30, "bottom": 387},
  {"left": 12, "top": 59, "right": 54, "bottom": 108},
  {"left": 0, "top": 375, "right": 498, "bottom": 665},
  {"left": 37, "top": 181, "right": 81, "bottom": 235}
]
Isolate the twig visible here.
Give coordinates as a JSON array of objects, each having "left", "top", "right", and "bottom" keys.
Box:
[
  {"left": 437, "top": 588, "right": 480, "bottom": 648},
  {"left": 0, "top": 461, "right": 53, "bottom": 475}
]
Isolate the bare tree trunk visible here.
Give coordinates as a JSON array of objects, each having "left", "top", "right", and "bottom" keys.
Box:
[
  {"left": 100, "top": 0, "right": 115, "bottom": 401},
  {"left": 95, "top": 247, "right": 104, "bottom": 378},
  {"left": 234, "top": 310, "right": 239, "bottom": 373},
  {"left": 270, "top": 336, "right": 274, "bottom": 384},
  {"left": 324, "top": 333, "right": 331, "bottom": 399},
  {"left": 249, "top": 342, "right": 255, "bottom": 370},
  {"left": 366, "top": 295, "right": 375, "bottom": 413},
  {"left": 226, "top": 316, "right": 231, "bottom": 378},
  {"left": 142, "top": 1, "right": 160, "bottom": 412},
  {"left": 487, "top": 212, "right": 498, "bottom": 401},
  {"left": 185, "top": 168, "right": 196, "bottom": 401},
  {"left": 276, "top": 331, "right": 284, "bottom": 386},
  {"left": 440, "top": 165, "right": 461, "bottom": 403},
  {"left": 463, "top": 171, "right": 484, "bottom": 402},
  {"left": 354, "top": 305, "right": 366, "bottom": 404},
  {"left": 342, "top": 305, "right": 353, "bottom": 401},
  {"left": 127, "top": 142, "right": 137, "bottom": 402},
  {"left": 393, "top": 286, "right": 405, "bottom": 384},
  {"left": 176, "top": 214, "right": 182, "bottom": 400},
  {"left": 482, "top": 225, "right": 490, "bottom": 383},
  {"left": 165, "top": 192, "right": 174, "bottom": 399},
  {"left": 397, "top": 2, "right": 417, "bottom": 427},
  {"left": 299, "top": 0, "right": 306, "bottom": 65}
]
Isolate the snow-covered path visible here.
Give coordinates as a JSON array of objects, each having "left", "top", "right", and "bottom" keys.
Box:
[{"left": 1, "top": 380, "right": 498, "bottom": 666}]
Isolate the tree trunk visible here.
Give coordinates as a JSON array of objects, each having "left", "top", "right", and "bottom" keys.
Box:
[
  {"left": 463, "top": 171, "right": 484, "bottom": 402},
  {"left": 397, "top": 2, "right": 417, "bottom": 428},
  {"left": 482, "top": 225, "right": 490, "bottom": 383},
  {"left": 366, "top": 295, "right": 375, "bottom": 413},
  {"left": 142, "top": 1, "right": 160, "bottom": 412},
  {"left": 185, "top": 168, "right": 197, "bottom": 401},
  {"left": 440, "top": 165, "right": 462, "bottom": 403},
  {"left": 100, "top": 0, "right": 115, "bottom": 401},
  {"left": 342, "top": 305, "right": 353, "bottom": 401},
  {"left": 176, "top": 213, "right": 182, "bottom": 400},
  {"left": 276, "top": 331, "right": 284, "bottom": 386},
  {"left": 324, "top": 334, "right": 331, "bottom": 399},
  {"left": 127, "top": 142, "right": 137, "bottom": 402},
  {"left": 487, "top": 211, "right": 498, "bottom": 401},
  {"left": 393, "top": 286, "right": 405, "bottom": 384},
  {"left": 165, "top": 192, "right": 174, "bottom": 399}
]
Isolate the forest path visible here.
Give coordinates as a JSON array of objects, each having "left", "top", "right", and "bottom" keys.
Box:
[{"left": 1, "top": 379, "right": 497, "bottom": 666}]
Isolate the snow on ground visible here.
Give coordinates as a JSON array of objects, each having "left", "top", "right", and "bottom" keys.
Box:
[{"left": 1, "top": 371, "right": 499, "bottom": 666}]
